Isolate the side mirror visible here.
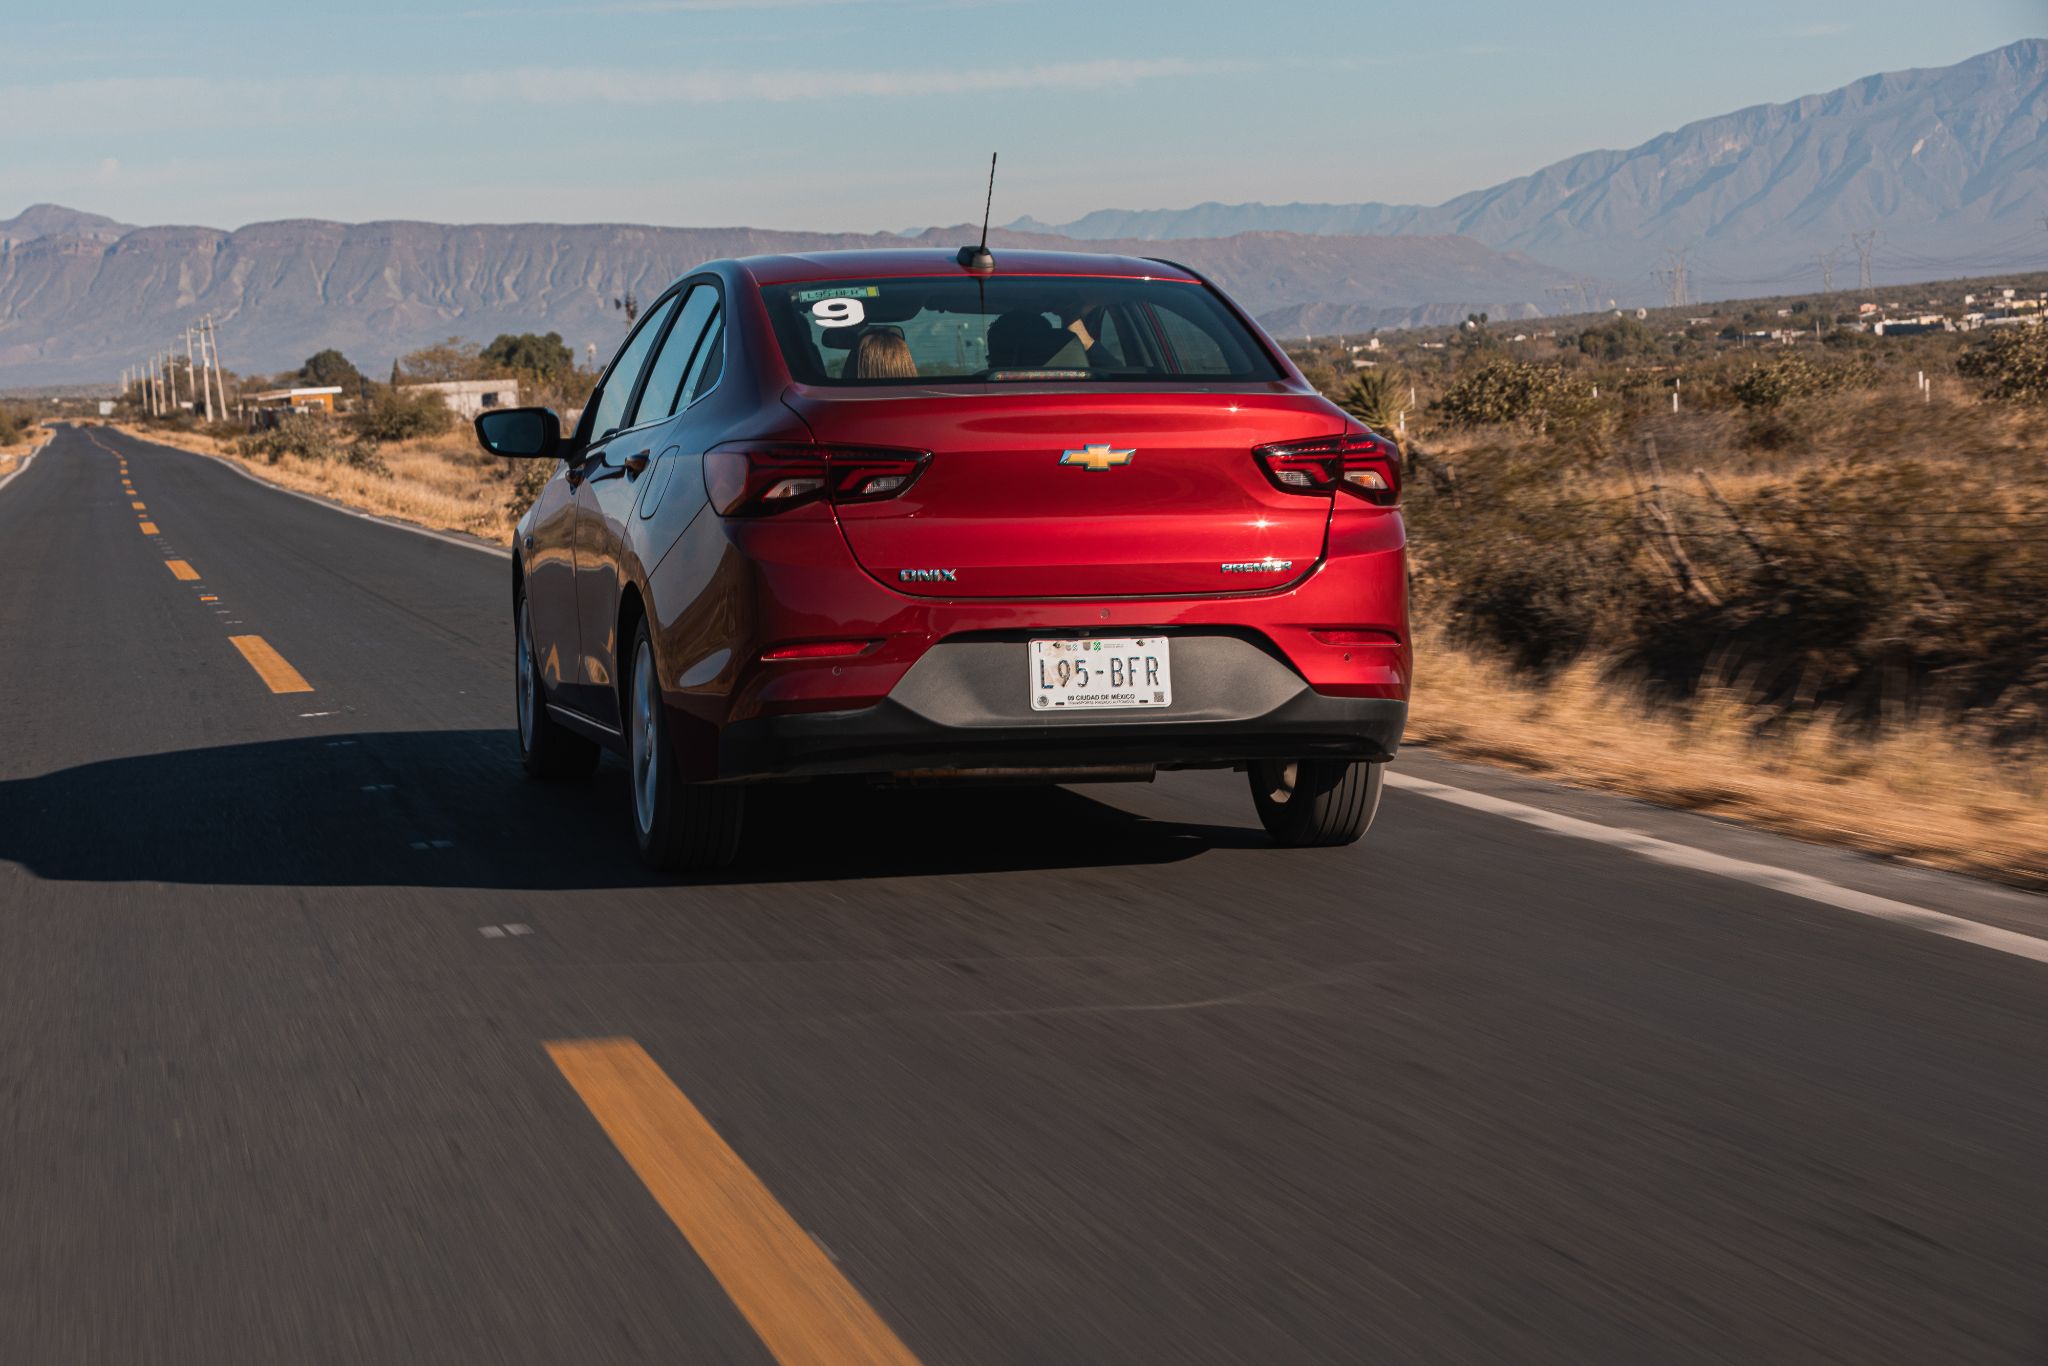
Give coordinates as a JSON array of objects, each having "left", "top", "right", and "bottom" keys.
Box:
[{"left": 475, "top": 407, "right": 562, "bottom": 460}]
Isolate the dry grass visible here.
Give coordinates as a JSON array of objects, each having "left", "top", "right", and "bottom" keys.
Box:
[
  {"left": 0, "top": 423, "right": 51, "bottom": 479},
  {"left": 1408, "top": 627, "right": 2048, "bottom": 889},
  {"left": 117, "top": 423, "right": 525, "bottom": 545}
]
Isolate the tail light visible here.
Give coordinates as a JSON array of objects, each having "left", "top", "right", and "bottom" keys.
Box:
[
  {"left": 1254, "top": 433, "right": 1400, "bottom": 506},
  {"left": 705, "top": 442, "right": 930, "bottom": 517}
]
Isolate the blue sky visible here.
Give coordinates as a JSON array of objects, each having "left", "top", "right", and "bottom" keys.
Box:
[{"left": 2, "top": 0, "right": 2040, "bottom": 232}]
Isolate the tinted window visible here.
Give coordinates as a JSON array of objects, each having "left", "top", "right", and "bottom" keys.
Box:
[
  {"left": 680, "top": 309, "right": 724, "bottom": 405},
  {"left": 585, "top": 292, "right": 679, "bottom": 442},
  {"left": 760, "top": 275, "right": 1282, "bottom": 386},
  {"left": 630, "top": 285, "right": 717, "bottom": 426}
]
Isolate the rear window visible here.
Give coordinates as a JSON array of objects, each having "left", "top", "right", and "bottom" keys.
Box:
[{"left": 761, "top": 275, "right": 1284, "bottom": 386}]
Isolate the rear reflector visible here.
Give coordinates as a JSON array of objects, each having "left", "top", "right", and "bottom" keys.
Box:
[
  {"left": 760, "top": 639, "right": 877, "bottom": 661},
  {"left": 1310, "top": 629, "right": 1403, "bottom": 646}
]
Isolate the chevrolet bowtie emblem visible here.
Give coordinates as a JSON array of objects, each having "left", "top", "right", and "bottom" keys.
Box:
[{"left": 1059, "top": 443, "right": 1136, "bottom": 471}]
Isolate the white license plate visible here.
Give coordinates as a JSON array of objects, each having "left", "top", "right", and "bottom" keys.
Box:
[{"left": 1028, "top": 637, "right": 1172, "bottom": 710}]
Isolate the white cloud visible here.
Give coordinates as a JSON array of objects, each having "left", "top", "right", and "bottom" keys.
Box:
[
  {"left": 458, "top": 56, "right": 1248, "bottom": 105},
  {"left": 0, "top": 56, "right": 1240, "bottom": 138}
]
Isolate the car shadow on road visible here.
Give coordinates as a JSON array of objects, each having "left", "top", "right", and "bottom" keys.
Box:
[{"left": 0, "top": 729, "right": 1264, "bottom": 890}]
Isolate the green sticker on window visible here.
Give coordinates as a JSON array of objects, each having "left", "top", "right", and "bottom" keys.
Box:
[{"left": 792, "top": 285, "right": 880, "bottom": 303}]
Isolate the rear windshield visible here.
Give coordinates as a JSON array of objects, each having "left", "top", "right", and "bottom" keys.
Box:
[{"left": 761, "top": 274, "right": 1285, "bottom": 386}]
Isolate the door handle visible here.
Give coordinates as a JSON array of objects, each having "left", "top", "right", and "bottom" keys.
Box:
[{"left": 588, "top": 450, "right": 650, "bottom": 483}]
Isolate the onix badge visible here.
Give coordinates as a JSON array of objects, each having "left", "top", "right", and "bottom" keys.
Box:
[{"left": 1059, "top": 443, "right": 1136, "bottom": 472}]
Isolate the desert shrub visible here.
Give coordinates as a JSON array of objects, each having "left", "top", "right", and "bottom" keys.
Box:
[
  {"left": 352, "top": 388, "right": 454, "bottom": 441},
  {"left": 1433, "top": 360, "right": 1589, "bottom": 430},
  {"left": 1405, "top": 445, "right": 2048, "bottom": 740},
  {"left": 0, "top": 403, "right": 34, "bottom": 446},
  {"left": 1575, "top": 316, "right": 1661, "bottom": 361},
  {"left": 506, "top": 459, "right": 554, "bottom": 519},
  {"left": 238, "top": 413, "right": 344, "bottom": 464},
  {"left": 1956, "top": 325, "right": 2048, "bottom": 405},
  {"left": 1728, "top": 354, "right": 1873, "bottom": 409}
]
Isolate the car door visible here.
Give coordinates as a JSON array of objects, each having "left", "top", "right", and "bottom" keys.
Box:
[
  {"left": 520, "top": 467, "right": 583, "bottom": 707},
  {"left": 572, "top": 286, "right": 717, "bottom": 728},
  {"left": 556, "top": 288, "right": 679, "bottom": 720}
]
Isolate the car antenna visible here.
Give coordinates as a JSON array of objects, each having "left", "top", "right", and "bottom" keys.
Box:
[{"left": 957, "top": 153, "right": 997, "bottom": 272}]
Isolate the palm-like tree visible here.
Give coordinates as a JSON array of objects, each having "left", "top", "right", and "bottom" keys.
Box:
[
  {"left": 1338, "top": 367, "right": 1404, "bottom": 436},
  {"left": 1338, "top": 366, "right": 1427, "bottom": 481}
]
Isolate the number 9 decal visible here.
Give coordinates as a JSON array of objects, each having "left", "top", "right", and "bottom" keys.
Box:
[{"left": 812, "top": 298, "right": 865, "bottom": 328}]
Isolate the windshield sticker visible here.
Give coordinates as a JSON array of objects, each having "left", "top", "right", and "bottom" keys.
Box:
[
  {"left": 811, "top": 297, "right": 866, "bottom": 328},
  {"left": 793, "top": 285, "right": 880, "bottom": 303}
]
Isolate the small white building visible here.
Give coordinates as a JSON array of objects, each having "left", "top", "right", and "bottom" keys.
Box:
[{"left": 400, "top": 378, "right": 520, "bottom": 420}]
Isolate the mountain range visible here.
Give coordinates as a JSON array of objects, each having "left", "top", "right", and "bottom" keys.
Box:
[
  {"left": 0, "top": 213, "right": 1574, "bottom": 385},
  {"left": 1016, "top": 39, "right": 2048, "bottom": 293},
  {"left": 2, "top": 38, "right": 2043, "bottom": 386}
]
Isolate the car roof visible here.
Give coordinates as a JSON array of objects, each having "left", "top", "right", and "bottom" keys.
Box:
[{"left": 732, "top": 248, "right": 1203, "bottom": 288}]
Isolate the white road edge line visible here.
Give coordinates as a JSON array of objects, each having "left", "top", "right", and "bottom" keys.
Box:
[
  {"left": 1385, "top": 772, "right": 2048, "bottom": 967},
  {"left": 0, "top": 432, "right": 52, "bottom": 494},
  {"left": 112, "top": 428, "right": 512, "bottom": 560}
]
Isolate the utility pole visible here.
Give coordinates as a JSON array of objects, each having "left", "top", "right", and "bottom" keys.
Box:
[
  {"left": 204, "top": 315, "right": 228, "bottom": 422},
  {"left": 1817, "top": 248, "right": 1837, "bottom": 294},
  {"left": 195, "top": 326, "right": 211, "bottom": 422},
  {"left": 1851, "top": 230, "right": 1878, "bottom": 292},
  {"left": 185, "top": 328, "right": 203, "bottom": 420}
]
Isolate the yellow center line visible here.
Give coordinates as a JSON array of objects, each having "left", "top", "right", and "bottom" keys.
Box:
[
  {"left": 138, "top": 521, "right": 159, "bottom": 535},
  {"left": 131, "top": 501, "right": 146, "bottom": 511},
  {"left": 547, "top": 1038, "right": 920, "bottom": 1366},
  {"left": 165, "top": 559, "right": 200, "bottom": 581},
  {"left": 227, "top": 635, "right": 314, "bottom": 694}
]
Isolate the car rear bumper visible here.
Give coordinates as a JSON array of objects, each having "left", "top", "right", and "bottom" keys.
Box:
[{"left": 706, "top": 633, "right": 1405, "bottom": 780}]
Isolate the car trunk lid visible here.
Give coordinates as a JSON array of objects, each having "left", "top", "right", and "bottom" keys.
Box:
[{"left": 786, "top": 388, "right": 1341, "bottom": 599}]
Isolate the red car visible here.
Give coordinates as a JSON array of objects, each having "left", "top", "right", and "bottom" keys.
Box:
[{"left": 477, "top": 246, "right": 1409, "bottom": 870}]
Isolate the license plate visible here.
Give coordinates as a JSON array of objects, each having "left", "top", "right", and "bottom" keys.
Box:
[{"left": 1029, "top": 637, "right": 1171, "bottom": 710}]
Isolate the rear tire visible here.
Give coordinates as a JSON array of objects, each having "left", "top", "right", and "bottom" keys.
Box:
[
  {"left": 628, "top": 620, "right": 744, "bottom": 872},
  {"left": 516, "top": 590, "right": 600, "bottom": 780},
  {"left": 1249, "top": 758, "right": 1383, "bottom": 847}
]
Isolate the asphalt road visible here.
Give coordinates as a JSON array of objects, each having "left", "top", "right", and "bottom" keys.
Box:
[{"left": 4, "top": 422, "right": 2048, "bottom": 1364}]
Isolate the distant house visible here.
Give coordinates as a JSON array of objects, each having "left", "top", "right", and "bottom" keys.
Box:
[
  {"left": 1873, "top": 316, "right": 1954, "bottom": 336},
  {"left": 249, "top": 386, "right": 341, "bottom": 413},
  {"left": 400, "top": 378, "right": 520, "bottom": 420}
]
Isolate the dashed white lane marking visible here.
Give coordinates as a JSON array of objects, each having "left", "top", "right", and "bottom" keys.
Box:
[
  {"left": 1386, "top": 772, "right": 2048, "bottom": 967},
  {"left": 478, "top": 924, "right": 533, "bottom": 938}
]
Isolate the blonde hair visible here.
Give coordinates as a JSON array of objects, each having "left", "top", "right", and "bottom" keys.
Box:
[{"left": 846, "top": 330, "right": 917, "bottom": 380}]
